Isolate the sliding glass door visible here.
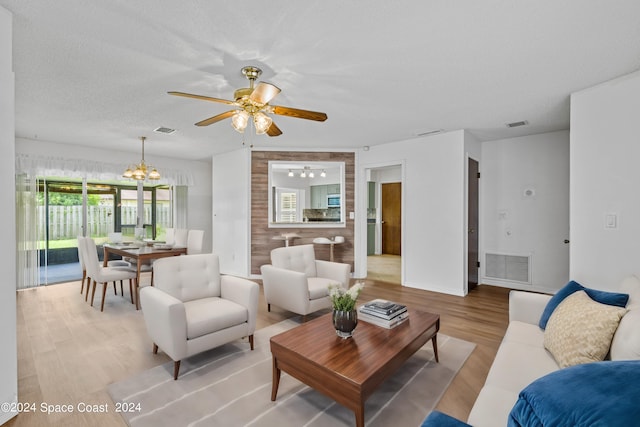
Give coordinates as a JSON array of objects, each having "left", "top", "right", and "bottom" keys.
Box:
[{"left": 38, "top": 179, "right": 172, "bottom": 285}]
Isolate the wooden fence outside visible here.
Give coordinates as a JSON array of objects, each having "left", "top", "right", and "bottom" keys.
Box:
[{"left": 41, "top": 205, "right": 171, "bottom": 240}]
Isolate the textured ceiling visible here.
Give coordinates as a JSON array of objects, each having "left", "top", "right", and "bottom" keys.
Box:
[{"left": 3, "top": 0, "right": 640, "bottom": 161}]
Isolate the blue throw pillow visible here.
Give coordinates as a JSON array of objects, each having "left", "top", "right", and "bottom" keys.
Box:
[
  {"left": 538, "top": 280, "right": 629, "bottom": 329},
  {"left": 509, "top": 361, "right": 640, "bottom": 427},
  {"left": 421, "top": 411, "right": 471, "bottom": 427}
]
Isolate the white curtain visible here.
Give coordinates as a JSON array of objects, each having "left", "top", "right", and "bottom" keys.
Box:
[
  {"left": 15, "top": 153, "right": 195, "bottom": 185},
  {"left": 174, "top": 186, "right": 188, "bottom": 229},
  {"left": 15, "top": 173, "right": 40, "bottom": 289}
]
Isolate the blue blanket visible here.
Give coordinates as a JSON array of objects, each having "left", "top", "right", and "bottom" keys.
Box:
[{"left": 509, "top": 361, "right": 640, "bottom": 427}]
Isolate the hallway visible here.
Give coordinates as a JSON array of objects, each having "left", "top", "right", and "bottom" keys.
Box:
[{"left": 366, "top": 254, "right": 401, "bottom": 284}]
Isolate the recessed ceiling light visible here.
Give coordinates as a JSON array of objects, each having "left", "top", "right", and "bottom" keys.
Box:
[
  {"left": 154, "top": 126, "right": 176, "bottom": 134},
  {"left": 506, "top": 120, "right": 528, "bottom": 128}
]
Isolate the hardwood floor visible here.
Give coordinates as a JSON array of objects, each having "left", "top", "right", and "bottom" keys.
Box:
[{"left": 9, "top": 274, "right": 510, "bottom": 426}]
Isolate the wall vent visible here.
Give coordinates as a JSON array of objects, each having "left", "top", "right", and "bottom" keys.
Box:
[
  {"left": 505, "top": 120, "right": 529, "bottom": 128},
  {"left": 485, "top": 253, "right": 531, "bottom": 284}
]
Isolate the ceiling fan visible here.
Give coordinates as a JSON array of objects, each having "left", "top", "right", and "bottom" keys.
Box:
[{"left": 169, "top": 66, "right": 328, "bottom": 137}]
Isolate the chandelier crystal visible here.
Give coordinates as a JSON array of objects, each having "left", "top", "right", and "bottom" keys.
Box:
[{"left": 122, "top": 136, "right": 160, "bottom": 181}]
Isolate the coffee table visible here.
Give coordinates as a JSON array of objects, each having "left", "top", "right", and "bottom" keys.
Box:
[{"left": 270, "top": 308, "right": 440, "bottom": 427}]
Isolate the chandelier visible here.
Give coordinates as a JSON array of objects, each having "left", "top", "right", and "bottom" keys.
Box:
[{"left": 122, "top": 136, "right": 160, "bottom": 180}]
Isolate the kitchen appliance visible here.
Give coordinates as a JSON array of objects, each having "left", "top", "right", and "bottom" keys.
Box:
[{"left": 327, "top": 194, "right": 341, "bottom": 207}]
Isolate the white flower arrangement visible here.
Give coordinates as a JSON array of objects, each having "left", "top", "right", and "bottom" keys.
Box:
[{"left": 328, "top": 282, "right": 365, "bottom": 312}]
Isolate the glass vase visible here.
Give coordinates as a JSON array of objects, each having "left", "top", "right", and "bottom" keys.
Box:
[{"left": 332, "top": 309, "right": 358, "bottom": 339}]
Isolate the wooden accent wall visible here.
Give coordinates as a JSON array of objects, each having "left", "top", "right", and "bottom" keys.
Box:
[{"left": 251, "top": 151, "right": 355, "bottom": 274}]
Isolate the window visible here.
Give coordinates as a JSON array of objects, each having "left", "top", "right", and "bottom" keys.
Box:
[
  {"left": 37, "top": 179, "right": 172, "bottom": 282},
  {"left": 276, "top": 188, "right": 300, "bottom": 222}
]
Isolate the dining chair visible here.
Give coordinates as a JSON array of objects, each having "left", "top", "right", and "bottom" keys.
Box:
[
  {"left": 77, "top": 236, "right": 90, "bottom": 296},
  {"left": 164, "top": 228, "right": 175, "bottom": 246},
  {"left": 186, "top": 229, "right": 205, "bottom": 254},
  {"left": 81, "top": 237, "right": 138, "bottom": 311},
  {"left": 173, "top": 228, "right": 189, "bottom": 248},
  {"left": 78, "top": 235, "right": 130, "bottom": 299}
]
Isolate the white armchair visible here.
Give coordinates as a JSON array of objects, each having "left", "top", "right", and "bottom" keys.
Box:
[
  {"left": 139, "top": 253, "right": 259, "bottom": 379},
  {"left": 260, "top": 244, "right": 351, "bottom": 320}
]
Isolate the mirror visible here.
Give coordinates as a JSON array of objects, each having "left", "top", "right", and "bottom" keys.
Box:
[{"left": 268, "top": 160, "right": 345, "bottom": 228}]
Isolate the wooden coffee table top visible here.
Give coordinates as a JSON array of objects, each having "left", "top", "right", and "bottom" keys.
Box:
[{"left": 270, "top": 308, "right": 440, "bottom": 394}]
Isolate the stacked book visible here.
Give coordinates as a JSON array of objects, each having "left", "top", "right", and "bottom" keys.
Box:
[{"left": 358, "top": 299, "right": 409, "bottom": 329}]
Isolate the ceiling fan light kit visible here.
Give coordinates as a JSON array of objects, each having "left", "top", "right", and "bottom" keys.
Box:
[
  {"left": 169, "top": 66, "right": 327, "bottom": 137},
  {"left": 122, "top": 136, "right": 160, "bottom": 181}
]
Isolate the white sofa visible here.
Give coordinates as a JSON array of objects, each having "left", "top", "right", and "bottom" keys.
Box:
[{"left": 467, "top": 277, "right": 640, "bottom": 427}]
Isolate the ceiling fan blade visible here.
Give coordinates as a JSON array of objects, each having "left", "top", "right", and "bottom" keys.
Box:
[
  {"left": 250, "top": 82, "right": 281, "bottom": 105},
  {"left": 266, "top": 121, "right": 283, "bottom": 137},
  {"left": 195, "top": 110, "right": 236, "bottom": 126},
  {"left": 271, "top": 105, "right": 328, "bottom": 122},
  {"left": 168, "top": 91, "right": 236, "bottom": 105}
]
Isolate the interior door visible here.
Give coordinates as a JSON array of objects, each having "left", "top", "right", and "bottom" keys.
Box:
[
  {"left": 468, "top": 158, "right": 479, "bottom": 291},
  {"left": 381, "top": 182, "right": 401, "bottom": 255}
]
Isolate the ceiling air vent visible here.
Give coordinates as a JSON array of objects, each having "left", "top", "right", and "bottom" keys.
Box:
[
  {"left": 415, "top": 129, "right": 443, "bottom": 137},
  {"left": 505, "top": 120, "right": 528, "bottom": 128},
  {"left": 154, "top": 126, "right": 176, "bottom": 134}
]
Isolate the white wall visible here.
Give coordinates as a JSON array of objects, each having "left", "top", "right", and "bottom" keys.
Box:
[
  {"left": 212, "top": 148, "right": 250, "bottom": 276},
  {"left": 359, "top": 130, "right": 468, "bottom": 296},
  {"left": 15, "top": 138, "right": 213, "bottom": 252},
  {"left": 0, "top": 6, "right": 18, "bottom": 424},
  {"left": 481, "top": 131, "right": 570, "bottom": 293},
  {"left": 570, "top": 70, "right": 640, "bottom": 290}
]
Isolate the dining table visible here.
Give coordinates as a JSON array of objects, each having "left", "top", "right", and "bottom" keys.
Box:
[{"left": 102, "top": 243, "right": 187, "bottom": 310}]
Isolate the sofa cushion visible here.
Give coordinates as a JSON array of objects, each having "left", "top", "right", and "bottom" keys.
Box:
[
  {"left": 468, "top": 385, "right": 520, "bottom": 427},
  {"left": 184, "top": 297, "right": 247, "bottom": 340},
  {"left": 508, "top": 360, "right": 640, "bottom": 427},
  {"left": 610, "top": 308, "right": 640, "bottom": 360},
  {"left": 543, "top": 291, "right": 627, "bottom": 368},
  {"left": 501, "top": 320, "right": 545, "bottom": 348},
  {"left": 307, "top": 277, "right": 333, "bottom": 300},
  {"left": 484, "top": 340, "right": 559, "bottom": 392},
  {"left": 538, "top": 280, "right": 629, "bottom": 329}
]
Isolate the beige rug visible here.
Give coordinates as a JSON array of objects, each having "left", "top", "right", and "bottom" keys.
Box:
[{"left": 108, "top": 318, "right": 475, "bottom": 427}]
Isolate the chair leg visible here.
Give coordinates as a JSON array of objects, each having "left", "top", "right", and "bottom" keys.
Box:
[
  {"left": 90, "top": 280, "right": 97, "bottom": 306},
  {"left": 129, "top": 279, "right": 134, "bottom": 304},
  {"left": 249, "top": 334, "right": 254, "bottom": 350},
  {"left": 120, "top": 280, "right": 124, "bottom": 296},
  {"left": 113, "top": 281, "right": 117, "bottom": 295},
  {"left": 85, "top": 278, "right": 91, "bottom": 301},
  {"left": 101, "top": 282, "right": 107, "bottom": 312},
  {"left": 80, "top": 271, "right": 86, "bottom": 294},
  {"left": 173, "top": 361, "right": 181, "bottom": 380},
  {"left": 152, "top": 343, "right": 158, "bottom": 354},
  {"left": 151, "top": 268, "right": 154, "bottom": 286},
  {"left": 267, "top": 303, "right": 271, "bottom": 312}
]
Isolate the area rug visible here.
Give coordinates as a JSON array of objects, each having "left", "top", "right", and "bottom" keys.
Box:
[{"left": 108, "top": 318, "right": 475, "bottom": 427}]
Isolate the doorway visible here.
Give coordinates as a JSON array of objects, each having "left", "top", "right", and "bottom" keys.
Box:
[
  {"left": 467, "top": 158, "right": 479, "bottom": 291},
  {"left": 365, "top": 164, "right": 403, "bottom": 284}
]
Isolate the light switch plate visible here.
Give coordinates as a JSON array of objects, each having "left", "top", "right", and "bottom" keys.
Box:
[{"left": 605, "top": 213, "right": 617, "bottom": 229}]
